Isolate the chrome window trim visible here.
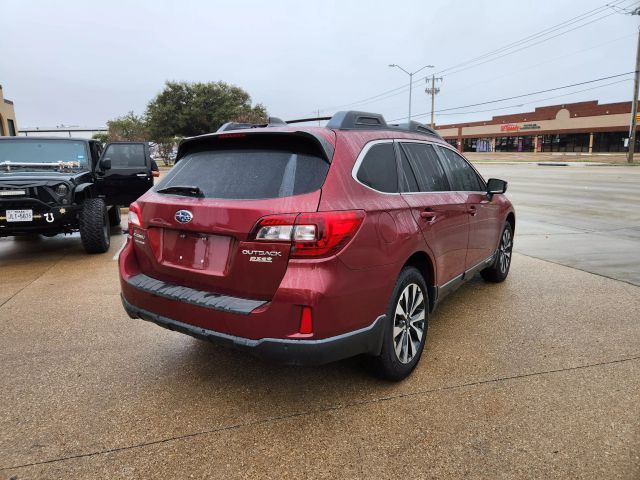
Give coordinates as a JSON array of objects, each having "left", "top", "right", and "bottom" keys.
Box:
[
  {"left": 351, "top": 138, "right": 487, "bottom": 195},
  {"left": 432, "top": 143, "right": 487, "bottom": 192},
  {"left": 350, "top": 139, "right": 400, "bottom": 196}
]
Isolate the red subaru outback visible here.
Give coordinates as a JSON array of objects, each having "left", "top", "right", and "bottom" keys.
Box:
[{"left": 119, "top": 111, "right": 514, "bottom": 380}]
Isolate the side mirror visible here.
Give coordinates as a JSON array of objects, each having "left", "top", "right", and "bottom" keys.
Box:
[
  {"left": 100, "top": 158, "right": 112, "bottom": 171},
  {"left": 487, "top": 178, "right": 507, "bottom": 195}
]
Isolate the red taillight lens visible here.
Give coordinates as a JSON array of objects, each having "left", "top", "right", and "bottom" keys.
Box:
[
  {"left": 251, "top": 210, "right": 365, "bottom": 258},
  {"left": 128, "top": 202, "right": 142, "bottom": 236},
  {"left": 299, "top": 306, "right": 313, "bottom": 334},
  {"left": 293, "top": 211, "right": 365, "bottom": 258}
]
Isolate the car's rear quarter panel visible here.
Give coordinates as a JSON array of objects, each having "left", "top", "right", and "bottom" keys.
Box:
[{"left": 318, "top": 131, "right": 438, "bottom": 327}]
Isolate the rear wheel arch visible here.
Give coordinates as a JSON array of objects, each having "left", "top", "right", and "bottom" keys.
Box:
[{"left": 403, "top": 251, "right": 436, "bottom": 313}]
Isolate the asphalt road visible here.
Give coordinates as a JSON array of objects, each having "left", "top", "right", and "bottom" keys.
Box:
[
  {"left": 476, "top": 164, "right": 640, "bottom": 286},
  {"left": 1, "top": 165, "right": 639, "bottom": 479}
]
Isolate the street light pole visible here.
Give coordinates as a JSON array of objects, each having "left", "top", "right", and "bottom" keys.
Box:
[
  {"left": 628, "top": 24, "right": 640, "bottom": 164},
  {"left": 389, "top": 63, "right": 434, "bottom": 122},
  {"left": 408, "top": 73, "right": 413, "bottom": 121}
]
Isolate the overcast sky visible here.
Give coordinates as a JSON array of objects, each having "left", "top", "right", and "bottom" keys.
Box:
[{"left": 1, "top": 0, "right": 638, "bottom": 129}]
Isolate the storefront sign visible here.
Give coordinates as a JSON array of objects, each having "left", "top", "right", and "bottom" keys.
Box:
[{"left": 500, "top": 123, "right": 541, "bottom": 132}]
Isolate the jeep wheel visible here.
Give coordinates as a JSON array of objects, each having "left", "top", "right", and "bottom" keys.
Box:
[
  {"left": 108, "top": 205, "right": 121, "bottom": 228},
  {"left": 79, "top": 198, "right": 110, "bottom": 254},
  {"left": 370, "top": 266, "right": 429, "bottom": 381},
  {"left": 481, "top": 222, "right": 513, "bottom": 283}
]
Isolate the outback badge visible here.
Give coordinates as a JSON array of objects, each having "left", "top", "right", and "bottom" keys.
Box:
[{"left": 175, "top": 210, "right": 193, "bottom": 224}]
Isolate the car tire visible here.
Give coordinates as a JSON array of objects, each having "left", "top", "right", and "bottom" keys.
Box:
[
  {"left": 108, "top": 205, "right": 121, "bottom": 227},
  {"left": 370, "top": 266, "right": 429, "bottom": 381},
  {"left": 79, "top": 198, "right": 111, "bottom": 254},
  {"left": 481, "top": 222, "right": 513, "bottom": 283}
]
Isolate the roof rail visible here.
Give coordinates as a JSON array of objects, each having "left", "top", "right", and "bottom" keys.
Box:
[
  {"left": 217, "top": 116, "right": 287, "bottom": 133},
  {"left": 322, "top": 111, "right": 442, "bottom": 139},
  {"left": 388, "top": 120, "right": 442, "bottom": 139},
  {"left": 326, "top": 111, "right": 388, "bottom": 129}
]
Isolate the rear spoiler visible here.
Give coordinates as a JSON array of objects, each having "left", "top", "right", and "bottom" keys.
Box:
[{"left": 176, "top": 130, "right": 335, "bottom": 164}]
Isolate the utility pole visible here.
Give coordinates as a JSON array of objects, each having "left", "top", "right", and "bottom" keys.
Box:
[
  {"left": 389, "top": 63, "right": 435, "bottom": 122},
  {"left": 628, "top": 23, "right": 640, "bottom": 163},
  {"left": 426, "top": 75, "right": 443, "bottom": 129}
]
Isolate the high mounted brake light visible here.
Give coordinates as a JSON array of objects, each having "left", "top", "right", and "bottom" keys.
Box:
[
  {"left": 251, "top": 211, "right": 365, "bottom": 258},
  {"left": 128, "top": 202, "right": 142, "bottom": 236}
]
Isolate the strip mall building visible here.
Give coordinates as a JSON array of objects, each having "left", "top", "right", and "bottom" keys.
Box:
[
  {"left": 0, "top": 85, "right": 18, "bottom": 137},
  {"left": 436, "top": 100, "right": 639, "bottom": 153}
]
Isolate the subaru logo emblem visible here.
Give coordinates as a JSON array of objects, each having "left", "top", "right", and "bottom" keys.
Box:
[{"left": 175, "top": 210, "right": 193, "bottom": 224}]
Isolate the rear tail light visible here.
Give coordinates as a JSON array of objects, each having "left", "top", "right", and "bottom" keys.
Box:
[
  {"left": 251, "top": 210, "right": 365, "bottom": 258},
  {"left": 128, "top": 202, "right": 142, "bottom": 236}
]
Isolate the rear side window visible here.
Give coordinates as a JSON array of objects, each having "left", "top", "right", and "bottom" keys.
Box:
[
  {"left": 436, "top": 146, "right": 484, "bottom": 192},
  {"left": 157, "top": 149, "right": 329, "bottom": 200},
  {"left": 356, "top": 143, "right": 398, "bottom": 193},
  {"left": 400, "top": 143, "right": 449, "bottom": 192},
  {"left": 399, "top": 146, "right": 420, "bottom": 193}
]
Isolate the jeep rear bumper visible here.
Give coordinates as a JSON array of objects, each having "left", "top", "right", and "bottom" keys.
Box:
[{"left": 121, "top": 295, "right": 385, "bottom": 366}]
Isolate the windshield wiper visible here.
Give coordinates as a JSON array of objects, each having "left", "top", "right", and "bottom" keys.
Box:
[{"left": 156, "top": 185, "right": 204, "bottom": 198}]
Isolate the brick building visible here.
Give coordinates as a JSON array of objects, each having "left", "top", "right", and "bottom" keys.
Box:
[
  {"left": 0, "top": 85, "right": 18, "bottom": 136},
  {"left": 436, "top": 100, "right": 639, "bottom": 153}
]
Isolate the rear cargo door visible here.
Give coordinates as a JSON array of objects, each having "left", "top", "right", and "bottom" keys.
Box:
[
  {"left": 96, "top": 142, "right": 153, "bottom": 205},
  {"left": 131, "top": 132, "right": 334, "bottom": 301}
]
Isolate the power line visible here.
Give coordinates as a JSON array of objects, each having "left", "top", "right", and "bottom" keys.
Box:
[
  {"left": 442, "top": 32, "right": 636, "bottom": 97},
  {"left": 388, "top": 72, "right": 635, "bottom": 122},
  {"left": 310, "top": 0, "right": 632, "bottom": 114},
  {"left": 437, "top": 6, "right": 634, "bottom": 78},
  {"left": 382, "top": 32, "right": 634, "bottom": 121},
  {"left": 430, "top": 78, "right": 632, "bottom": 119},
  {"left": 435, "top": 0, "right": 627, "bottom": 76}
]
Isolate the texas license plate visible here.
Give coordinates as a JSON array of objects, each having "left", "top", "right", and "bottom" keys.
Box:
[{"left": 6, "top": 209, "right": 33, "bottom": 222}]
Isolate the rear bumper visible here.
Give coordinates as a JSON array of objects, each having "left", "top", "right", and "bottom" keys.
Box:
[{"left": 121, "top": 295, "right": 385, "bottom": 366}]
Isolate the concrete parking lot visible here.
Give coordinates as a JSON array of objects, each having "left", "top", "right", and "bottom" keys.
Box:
[{"left": 1, "top": 164, "right": 639, "bottom": 479}]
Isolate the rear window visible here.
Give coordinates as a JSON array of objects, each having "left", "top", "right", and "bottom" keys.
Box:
[{"left": 157, "top": 149, "right": 329, "bottom": 200}]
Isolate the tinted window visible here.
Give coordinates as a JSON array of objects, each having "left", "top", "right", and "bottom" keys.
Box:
[
  {"left": 399, "top": 147, "right": 420, "bottom": 193},
  {"left": 356, "top": 143, "right": 398, "bottom": 193},
  {"left": 157, "top": 149, "right": 329, "bottom": 200},
  {"left": 436, "top": 146, "right": 484, "bottom": 191},
  {"left": 400, "top": 143, "right": 449, "bottom": 192},
  {"left": 103, "top": 143, "right": 146, "bottom": 168}
]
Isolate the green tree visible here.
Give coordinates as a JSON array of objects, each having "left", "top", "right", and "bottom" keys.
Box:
[
  {"left": 107, "top": 111, "right": 149, "bottom": 141},
  {"left": 145, "top": 81, "right": 267, "bottom": 139},
  {"left": 91, "top": 132, "right": 109, "bottom": 144}
]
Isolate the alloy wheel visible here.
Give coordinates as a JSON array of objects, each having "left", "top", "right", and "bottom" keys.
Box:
[
  {"left": 393, "top": 283, "right": 426, "bottom": 364},
  {"left": 499, "top": 227, "right": 513, "bottom": 274}
]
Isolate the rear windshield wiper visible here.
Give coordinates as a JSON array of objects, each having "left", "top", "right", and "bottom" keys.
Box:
[{"left": 156, "top": 185, "right": 204, "bottom": 198}]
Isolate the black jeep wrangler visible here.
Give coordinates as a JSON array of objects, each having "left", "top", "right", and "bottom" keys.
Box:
[{"left": 0, "top": 137, "right": 153, "bottom": 253}]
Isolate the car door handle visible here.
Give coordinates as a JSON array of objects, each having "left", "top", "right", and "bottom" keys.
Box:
[
  {"left": 136, "top": 173, "right": 148, "bottom": 178},
  {"left": 420, "top": 210, "right": 437, "bottom": 222}
]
